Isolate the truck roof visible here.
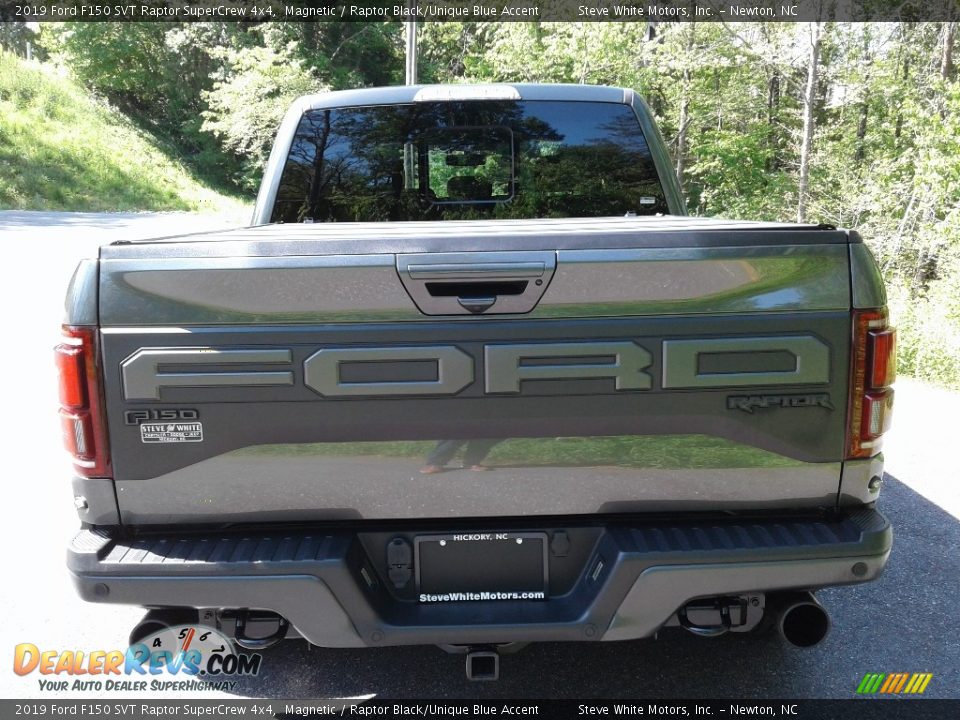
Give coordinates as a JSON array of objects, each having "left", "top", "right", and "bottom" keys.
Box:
[{"left": 296, "top": 83, "right": 634, "bottom": 111}]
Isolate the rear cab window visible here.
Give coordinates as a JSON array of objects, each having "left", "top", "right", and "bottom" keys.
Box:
[{"left": 271, "top": 100, "right": 669, "bottom": 223}]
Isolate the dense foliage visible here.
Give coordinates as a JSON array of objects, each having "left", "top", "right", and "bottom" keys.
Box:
[
  {"left": 0, "top": 51, "right": 243, "bottom": 213},
  {"left": 35, "top": 23, "right": 404, "bottom": 190},
  {"left": 3, "top": 21, "right": 958, "bottom": 385}
]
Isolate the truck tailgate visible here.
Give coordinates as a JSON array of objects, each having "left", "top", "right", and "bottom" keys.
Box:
[{"left": 96, "top": 217, "right": 853, "bottom": 525}]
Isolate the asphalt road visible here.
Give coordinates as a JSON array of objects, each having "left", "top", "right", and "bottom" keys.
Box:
[{"left": 0, "top": 211, "right": 957, "bottom": 701}]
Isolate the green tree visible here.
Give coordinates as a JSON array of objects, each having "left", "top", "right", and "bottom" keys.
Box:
[{"left": 201, "top": 33, "right": 321, "bottom": 190}]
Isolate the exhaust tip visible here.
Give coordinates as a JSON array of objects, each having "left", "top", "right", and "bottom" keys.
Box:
[
  {"left": 780, "top": 599, "right": 830, "bottom": 648},
  {"left": 128, "top": 608, "right": 198, "bottom": 647}
]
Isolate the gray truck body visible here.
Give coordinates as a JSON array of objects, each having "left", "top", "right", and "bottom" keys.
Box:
[{"left": 64, "top": 85, "right": 892, "bottom": 649}]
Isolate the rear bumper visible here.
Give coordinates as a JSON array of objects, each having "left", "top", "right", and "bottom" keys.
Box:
[{"left": 68, "top": 508, "right": 891, "bottom": 647}]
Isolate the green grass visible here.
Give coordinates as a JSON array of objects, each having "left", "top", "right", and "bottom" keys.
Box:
[{"left": 0, "top": 52, "right": 248, "bottom": 213}]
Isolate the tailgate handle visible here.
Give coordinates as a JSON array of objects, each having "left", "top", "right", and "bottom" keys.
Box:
[
  {"left": 397, "top": 251, "right": 556, "bottom": 316},
  {"left": 407, "top": 262, "right": 545, "bottom": 280}
]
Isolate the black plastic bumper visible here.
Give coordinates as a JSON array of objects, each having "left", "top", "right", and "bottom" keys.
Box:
[{"left": 68, "top": 508, "right": 892, "bottom": 647}]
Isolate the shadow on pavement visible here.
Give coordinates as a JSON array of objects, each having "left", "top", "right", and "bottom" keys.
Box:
[{"left": 219, "top": 474, "right": 957, "bottom": 699}]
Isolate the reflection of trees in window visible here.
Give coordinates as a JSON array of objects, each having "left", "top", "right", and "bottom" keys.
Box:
[
  {"left": 270, "top": 101, "right": 668, "bottom": 224},
  {"left": 422, "top": 127, "right": 513, "bottom": 202}
]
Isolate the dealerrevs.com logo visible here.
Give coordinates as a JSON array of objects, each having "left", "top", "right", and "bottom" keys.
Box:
[{"left": 13, "top": 625, "right": 261, "bottom": 692}]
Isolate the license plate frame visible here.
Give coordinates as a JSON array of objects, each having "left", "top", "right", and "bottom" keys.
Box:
[{"left": 415, "top": 532, "right": 548, "bottom": 601}]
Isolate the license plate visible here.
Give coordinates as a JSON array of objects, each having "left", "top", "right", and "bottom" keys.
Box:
[{"left": 415, "top": 532, "right": 547, "bottom": 602}]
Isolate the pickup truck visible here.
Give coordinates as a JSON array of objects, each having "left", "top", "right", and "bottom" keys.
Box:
[{"left": 60, "top": 84, "right": 895, "bottom": 680}]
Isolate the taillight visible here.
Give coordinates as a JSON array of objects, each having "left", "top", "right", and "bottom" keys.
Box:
[
  {"left": 55, "top": 327, "right": 110, "bottom": 477},
  {"left": 868, "top": 328, "right": 896, "bottom": 388},
  {"left": 847, "top": 310, "right": 897, "bottom": 458}
]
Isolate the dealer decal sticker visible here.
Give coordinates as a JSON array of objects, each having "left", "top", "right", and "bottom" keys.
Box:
[{"left": 140, "top": 422, "right": 203, "bottom": 444}]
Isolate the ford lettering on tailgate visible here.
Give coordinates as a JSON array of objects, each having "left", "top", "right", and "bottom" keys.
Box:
[{"left": 120, "top": 336, "right": 830, "bottom": 401}]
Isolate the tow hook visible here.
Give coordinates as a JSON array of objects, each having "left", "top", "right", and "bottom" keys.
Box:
[
  {"left": 233, "top": 610, "right": 289, "bottom": 651},
  {"left": 465, "top": 646, "right": 500, "bottom": 681},
  {"left": 677, "top": 596, "right": 749, "bottom": 637}
]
